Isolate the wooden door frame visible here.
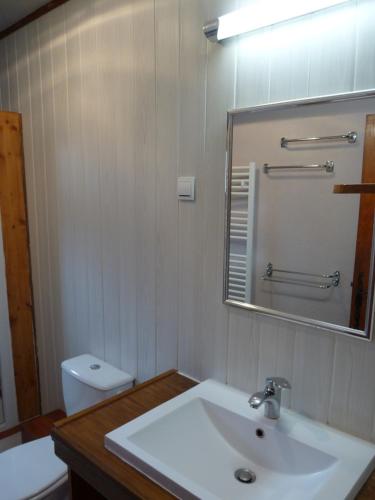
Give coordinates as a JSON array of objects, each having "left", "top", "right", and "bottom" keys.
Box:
[
  {"left": 350, "top": 114, "right": 375, "bottom": 330},
  {"left": 0, "top": 111, "right": 41, "bottom": 421}
]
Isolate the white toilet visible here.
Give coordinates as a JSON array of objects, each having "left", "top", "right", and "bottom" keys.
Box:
[{"left": 0, "top": 354, "right": 134, "bottom": 500}]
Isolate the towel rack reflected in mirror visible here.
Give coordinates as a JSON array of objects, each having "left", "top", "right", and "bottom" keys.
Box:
[
  {"left": 281, "top": 131, "right": 357, "bottom": 148},
  {"left": 261, "top": 263, "right": 341, "bottom": 289},
  {"left": 263, "top": 161, "right": 334, "bottom": 174}
]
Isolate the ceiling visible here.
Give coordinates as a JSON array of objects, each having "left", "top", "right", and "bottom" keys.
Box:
[{"left": 0, "top": 0, "right": 48, "bottom": 32}]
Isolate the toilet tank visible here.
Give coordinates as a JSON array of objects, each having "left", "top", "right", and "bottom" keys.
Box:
[{"left": 61, "top": 354, "right": 134, "bottom": 416}]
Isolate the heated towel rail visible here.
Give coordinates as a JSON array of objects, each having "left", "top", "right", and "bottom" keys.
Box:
[{"left": 228, "top": 164, "right": 256, "bottom": 302}]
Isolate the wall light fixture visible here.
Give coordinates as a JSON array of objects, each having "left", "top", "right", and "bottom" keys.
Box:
[{"left": 203, "top": 0, "right": 350, "bottom": 42}]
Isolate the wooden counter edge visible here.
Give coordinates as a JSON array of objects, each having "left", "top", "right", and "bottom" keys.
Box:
[
  {"left": 52, "top": 370, "right": 192, "bottom": 499},
  {"left": 55, "top": 437, "right": 137, "bottom": 500}
]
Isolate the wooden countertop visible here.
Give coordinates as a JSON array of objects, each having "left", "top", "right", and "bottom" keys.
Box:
[
  {"left": 52, "top": 370, "right": 196, "bottom": 499},
  {"left": 52, "top": 370, "right": 375, "bottom": 500}
]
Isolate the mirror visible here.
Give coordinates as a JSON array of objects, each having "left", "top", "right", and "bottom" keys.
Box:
[
  {"left": 224, "top": 90, "right": 375, "bottom": 339},
  {"left": 0, "top": 370, "right": 5, "bottom": 425},
  {"left": 0, "top": 368, "right": 4, "bottom": 425}
]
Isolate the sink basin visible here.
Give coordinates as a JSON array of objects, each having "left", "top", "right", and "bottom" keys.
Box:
[{"left": 105, "top": 379, "right": 375, "bottom": 499}]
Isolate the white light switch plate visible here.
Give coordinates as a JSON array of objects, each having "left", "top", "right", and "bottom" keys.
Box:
[{"left": 177, "top": 177, "right": 195, "bottom": 201}]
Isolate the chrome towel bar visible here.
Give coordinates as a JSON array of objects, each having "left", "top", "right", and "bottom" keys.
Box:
[
  {"left": 263, "top": 161, "right": 334, "bottom": 173},
  {"left": 261, "top": 263, "right": 340, "bottom": 289},
  {"left": 281, "top": 131, "right": 357, "bottom": 148},
  {"left": 261, "top": 276, "right": 334, "bottom": 289}
]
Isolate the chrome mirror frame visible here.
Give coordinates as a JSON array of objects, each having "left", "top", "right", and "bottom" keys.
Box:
[{"left": 223, "top": 89, "right": 375, "bottom": 341}]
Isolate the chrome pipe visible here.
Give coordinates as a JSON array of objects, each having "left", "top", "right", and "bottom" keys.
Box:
[
  {"left": 261, "top": 276, "right": 333, "bottom": 289},
  {"left": 203, "top": 19, "right": 219, "bottom": 42}
]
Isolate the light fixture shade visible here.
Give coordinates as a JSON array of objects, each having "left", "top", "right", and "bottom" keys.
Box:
[{"left": 203, "top": 0, "right": 350, "bottom": 42}]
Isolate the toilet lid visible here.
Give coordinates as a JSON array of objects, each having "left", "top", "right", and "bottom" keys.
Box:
[{"left": 0, "top": 436, "right": 67, "bottom": 500}]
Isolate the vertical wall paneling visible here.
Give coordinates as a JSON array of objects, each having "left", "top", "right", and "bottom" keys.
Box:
[
  {"left": 235, "top": 26, "right": 271, "bottom": 108},
  {"left": 0, "top": 40, "right": 9, "bottom": 109},
  {"left": 95, "top": 0, "right": 122, "bottom": 368},
  {"left": 37, "top": 15, "right": 61, "bottom": 410},
  {"left": 76, "top": 0, "right": 105, "bottom": 363},
  {"left": 227, "top": 309, "right": 259, "bottom": 392},
  {"left": 64, "top": 1, "right": 89, "bottom": 357},
  {"left": 112, "top": 0, "right": 138, "bottom": 377},
  {"left": 26, "top": 19, "right": 59, "bottom": 410},
  {"left": 199, "top": 0, "right": 237, "bottom": 382},
  {"left": 177, "top": 0, "right": 207, "bottom": 379},
  {"left": 268, "top": 17, "right": 310, "bottom": 102},
  {"left": 48, "top": 5, "right": 75, "bottom": 369},
  {"left": 291, "top": 326, "right": 335, "bottom": 422},
  {"left": 355, "top": 0, "right": 375, "bottom": 90},
  {"left": 329, "top": 338, "right": 375, "bottom": 441},
  {"left": 154, "top": 0, "right": 179, "bottom": 373},
  {"left": 2, "top": 0, "right": 375, "bottom": 441},
  {"left": 133, "top": 0, "right": 157, "bottom": 382},
  {"left": 307, "top": 2, "right": 356, "bottom": 96},
  {"left": 7, "top": 34, "right": 18, "bottom": 110},
  {"left": 235, "top": 0, "right": 271, "bottom": 108}
]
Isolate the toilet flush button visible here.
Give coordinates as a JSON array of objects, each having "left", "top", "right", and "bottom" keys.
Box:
[{"left": 90, "top": 364, "right": 101, "bottom": 370}]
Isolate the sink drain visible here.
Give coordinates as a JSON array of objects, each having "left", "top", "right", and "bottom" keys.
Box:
[
  {"left": 234, "top": 468, "right": 256, "bottom": 484},
  {"left": 255, "top": 428, "right": 265, "bottom": 438}
]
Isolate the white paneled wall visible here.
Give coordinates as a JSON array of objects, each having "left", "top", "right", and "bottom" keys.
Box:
[{"left": 1, "top": 0, "right": 375, "bottom": 441}]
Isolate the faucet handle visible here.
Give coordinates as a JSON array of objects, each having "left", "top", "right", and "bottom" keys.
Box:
[{"left": 266, "top": 377, "right": 291, "bottom": 390}]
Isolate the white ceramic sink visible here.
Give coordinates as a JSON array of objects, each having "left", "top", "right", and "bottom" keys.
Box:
[{"left": 105, "top": 379, "right": 375, "bottom": 500}]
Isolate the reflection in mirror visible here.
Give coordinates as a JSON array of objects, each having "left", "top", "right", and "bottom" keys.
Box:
[
  {"left": 224, "top": 92, "right": 375, "bottom": 339},
  {"left": 0, "top": 366, "right": 3, "bottom": 424}
]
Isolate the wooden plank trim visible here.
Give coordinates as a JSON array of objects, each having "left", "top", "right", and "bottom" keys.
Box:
[
  {"left": 0, "top": 112, "right": 40, "bottom": 420},
  {"left": 0, "top": 423, "right": 21, "bottom": 441},
  {"left": 0, "top": 0, "right": 70, "bottom": 40},
  {"left": 53, "top": 369, "right": 178, "bottom": 429},
  {"left": 0, "top": 410, "right": 65, "bottom": 441},
  {"left": 348, "top": 115, "right": 375, "bottom": 329},
  {"left": 333, "top": 183, "right": 375, "bottom": 194}
]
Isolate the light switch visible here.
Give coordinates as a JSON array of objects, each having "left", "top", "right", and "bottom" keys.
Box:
[{"left": 177, "top": 176, "right": 195, "bottom": 201}]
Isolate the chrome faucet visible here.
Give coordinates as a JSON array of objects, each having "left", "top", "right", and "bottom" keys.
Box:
[{"left": 249, "top": 377, "right": 291, "bottom": 419}]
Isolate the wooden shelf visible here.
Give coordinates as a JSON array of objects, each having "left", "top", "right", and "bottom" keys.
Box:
[{"left": 333, "top": 183, "right": 375, "bottom": 194}]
